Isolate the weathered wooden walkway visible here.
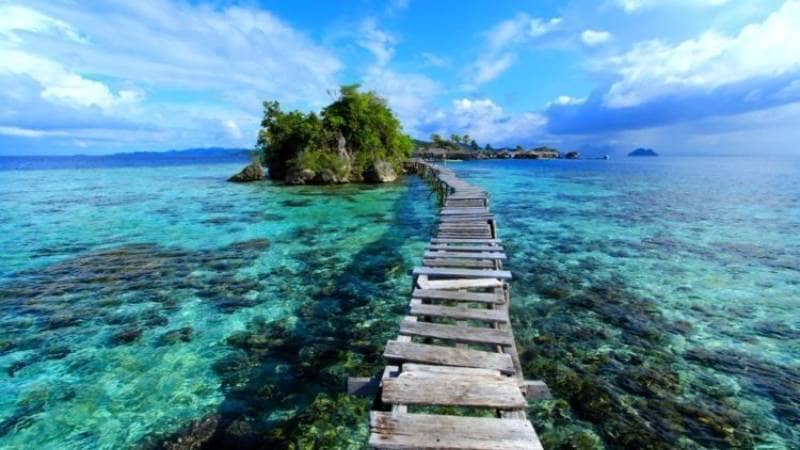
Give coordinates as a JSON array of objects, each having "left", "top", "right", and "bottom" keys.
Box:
[{"left": 351, "top": 161, "right": 548, "bottom": 449}]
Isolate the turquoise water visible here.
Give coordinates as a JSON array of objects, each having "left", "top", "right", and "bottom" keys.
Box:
[
  {"left": 449, "top": 157, "right": 800, "bottom": 449},
  {"left": 0, "top": 162, "right": 436, "bottom": 449},
  {"left": 1, "top": 157, "right": 798, "bottom": 449}
]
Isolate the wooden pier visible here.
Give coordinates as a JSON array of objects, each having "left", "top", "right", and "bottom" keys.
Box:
[{"left": 351, "top": 161, "right": 548, "bottom": 449}]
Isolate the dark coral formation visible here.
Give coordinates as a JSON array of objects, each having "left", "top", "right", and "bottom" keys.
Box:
[
  {"left": 0, "top": 239, "right": 271, "bottom": 382},
  {"left": 139, "top": 178, "right": 436, "bottom": 448}
]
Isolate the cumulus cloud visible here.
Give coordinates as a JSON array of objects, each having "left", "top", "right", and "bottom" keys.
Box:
[
  {"left": 581, "top": 29, "right": 611, "bottom": 46},
  {"left": 361, "top": 66, "right": 441, "bottom": 136},
  {"left": 466, "top": 13, "right": 561, "bottom": 87},
  {"left": 423, "top": 98, "right": 547, "bottom": 146},
  {"left": 0, "top": 1, "right": 342, "bottom": 152},
  {"left": 0, "top": 49, "right": 141, "bottom": 111},
  {"left": 605, "top": 0, "right": 800, "bottom": 108}
]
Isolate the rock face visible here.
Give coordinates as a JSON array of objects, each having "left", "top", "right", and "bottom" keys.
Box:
[
  {"left": 628, "top": 148, "right": 659, "bottom": 157},
  {"left": 284, "top": 167, "right": 317, "bottom": 185},
  {"left": 364, "top": 160, "right": 397, "bottom": 183},
  {"left": 228, "top": 162, "right": 264, "bottom": 182}
]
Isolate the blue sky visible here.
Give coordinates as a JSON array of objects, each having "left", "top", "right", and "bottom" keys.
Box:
[{"left": 1, "top": 0, "right": 798, "bottom": 155}]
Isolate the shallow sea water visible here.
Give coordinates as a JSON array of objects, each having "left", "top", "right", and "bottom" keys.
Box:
[
  {"left": 450, "top": 157, "right": 800, "bottom": 449},
  {"left": 1, "top": 157, "right": 798, "bottom": 449},
  {"left": 0, "top": 162, "right": 435, "bottom": 449}
]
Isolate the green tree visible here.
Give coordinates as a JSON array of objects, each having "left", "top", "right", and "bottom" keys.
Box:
[
  {"left": 515, "top": 145, "right": 524, "bottom": 152},
  {"left": 484, "top": 143, "right": 493, "bottom": 151},
  {"left": 469, "top": 139, "right": 479, "bottom": 151},
  {"left": 450, "top": 134, "right": 462, "bottom": 145},
  {"left": 430, "top": 133, "right": 446, "bottom": 148},
  {"left": 258, "top": 85, "right": 412, "bottom": 183},
  {"left": 322, "top": 84, "right": 412, "bottom": 178},
  {"left": 257, "top": 101, "right": 323, "bottom": 180}
]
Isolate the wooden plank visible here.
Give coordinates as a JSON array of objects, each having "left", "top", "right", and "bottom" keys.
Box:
[
  {"left": 431, "top": 238, "right": 501, "bottom": 244},
  {"left": 402, "top": 363, "right": 501, "bottom": 376},
  {"left": 417, "top": 277, "right": 505, "bottom": 290},
  {"left": 439, "top": 223, "right": 491, "bottom": 229},
  {"left": 437, "top": 233, "right": 494, "bottom": 239},
  {"left": 413, "top": 267, "right": 512, "bottom": 280},
  {"left": 400, "top": 319, "right": 514, "bottom": 346},
  {"left": 383, "top": 340, "right": 515, "bottom": 374},
  {"left": 436, "top": 230, "right": 493, "bottom": 235},
  {"left": 410, "top": 303, "right": 508, "bottom": 323},
  {"left": 369, "top": 412, "right": 541, "bottom": 450},
  {"left": 382, "top": 369, "right": 527, "bottom": 408},
  {"left": 428, "top": 244, "right": 503, "bottom": 252},
  {"left": 438, "top": 228, "right": 492, "bottom": 235},
  {"left": 424, "top": 258, "right": 496, "bottom": 269},
  {"left": 438, "top": 215, "right": 494, "bottom": 223},
  {"left": 440, "top": 208, "right": 490, "bottom": 215},
  {"left": 447, "top": 194, "right": 487, "bottom": 200},
  {"left": 412, "top": 288, "right": 502, "bottom": 304},
  {"left": 424, "top": 251, "right": 506, "bottom": 260},
  {"left": 445, "top": 201, "right": 487, "bottom": 208}
]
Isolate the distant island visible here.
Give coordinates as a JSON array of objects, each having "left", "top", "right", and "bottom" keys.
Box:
[
  {"left": 628, "top": 148, "right": 659, "bottom": 157},
  {"left": 414, "top": 135, "right": 562, "bottom": 160},
  {"left": 0, "top": 147, "right": 250, "bottom": 171}
]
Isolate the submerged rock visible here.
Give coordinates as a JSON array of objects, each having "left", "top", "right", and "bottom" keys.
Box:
[
  {"left": 364, "top": 160, "right": 397, "bottom": 183},
  {"left": 112, "top": 327, "right": 142, "bottom": 345},
  {"left": 228, "top": 162, "right": 264, "bottom": 182},
  {"left": 157, "top": 327, "right": 194, "bottom": 346}
]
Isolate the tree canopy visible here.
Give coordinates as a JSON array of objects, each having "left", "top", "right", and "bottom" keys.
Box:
[{"left": 257, "top": 84, "right": 413, "bottom": 184}]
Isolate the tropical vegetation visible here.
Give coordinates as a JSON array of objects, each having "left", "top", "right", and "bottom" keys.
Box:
[{"left": 257, "top": 84, "right": 413, "bottom": 184}]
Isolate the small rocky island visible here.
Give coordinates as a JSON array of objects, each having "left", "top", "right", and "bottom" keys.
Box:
[
  {"left": 230, "top": 84, "right": 411, "bottom": 185},
  {"left": 628, "top": 148, "right": 659, "bottom": 157}
]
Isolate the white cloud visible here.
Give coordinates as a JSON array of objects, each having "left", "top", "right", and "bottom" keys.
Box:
[
  {"left": 223, "top": 119, "right": 242, "bottom": 140},
  {"left": 421, "top": 52, "right": 449, "bottom": 68},
  {"left": 361, "top": 66, "right": 441, "bottom": 136},
  {"left": 426, "top": 98, "right": 547, "bottom": 145},
  {"left": 551, "top": 95, "right": 587, "bottom": 106},
  {"left": 0, "top": 49, "right": 140, "bottom": 111},
  {"left": 467, "top": 13, "right": 561, "bottom": 87},
  {"left": 472, "top": 53, "right": 516, "bottom": 86},
  {"left": 0, "top": 125, "right": 58, "bottom": 138},
  {"left": 605, "top": 0, "right": 800, "bottom": 107},
  {"left": 581, "top": 29, "right": 611, "bottom": 46},
  {"left": 358, "top": 18, "right": 396, "bottom": 67},
  {"left": 0, "top": 5, "right": 132, "bottom": 112},
  {"left": 613, "top": 0, "right": 731, "bottom": 13},
  {"left": 0, "top": 1, "right": 343, "bottom": 150},
  {"left": 0, "top": 4, "right": 85, "bottom": 43}
]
